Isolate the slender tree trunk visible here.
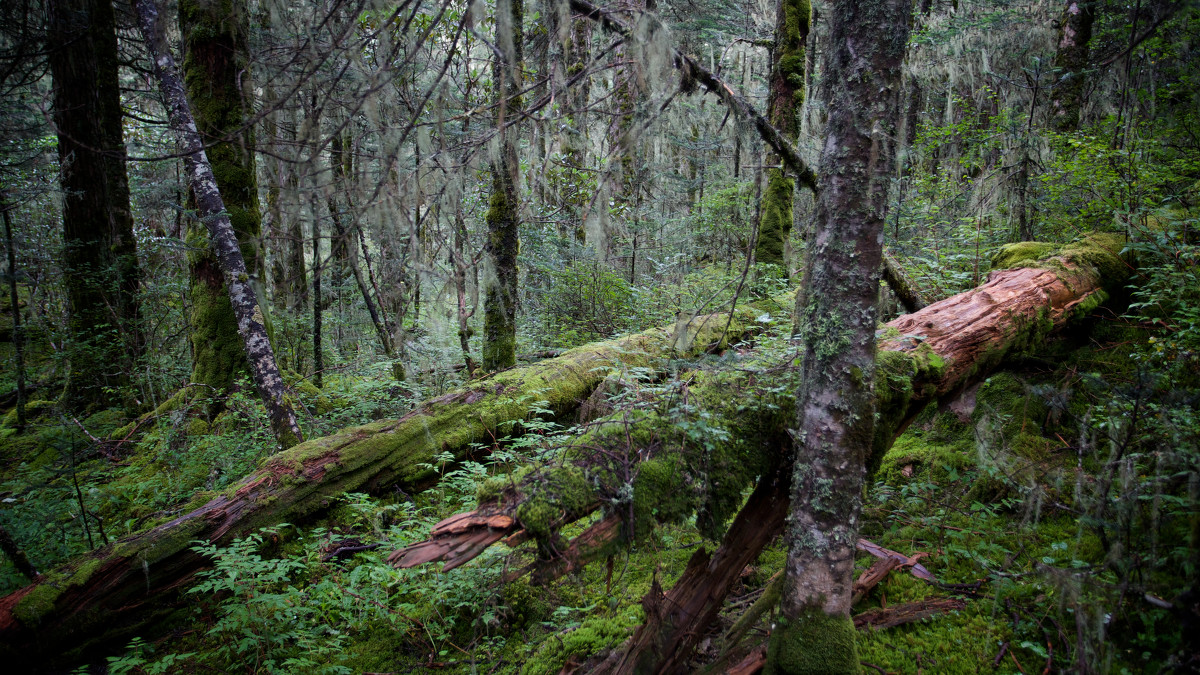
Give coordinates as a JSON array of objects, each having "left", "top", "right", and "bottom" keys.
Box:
[
  {"left": 179, "top": 0, "right": 264, "bottom": 400},
  {"left": 767, "top": 2, "right": 912, "bottom": 672},
  {"left": 327, "top": 133, "right": 393, "bottom": 358},
  {"left": 1050, "top": 0, "right": 1096, "bottom": 132},
  {"left": 483, "top": 0, "right": 524, "bottom": 371},
  {"left": 2, "top": 196, "right": 24, "bottom": 430},
  {"left": 753, "top": 0, "right": 809, "bottom": 269},
  {"left": 311, "top": 189, "right": 324, "bottom": 389},
  {"left": 48, "top": 0, "right": 141, "bottom": 412},
  {"left": 133, "top": 0, "right": 302, "bottom": 449}
]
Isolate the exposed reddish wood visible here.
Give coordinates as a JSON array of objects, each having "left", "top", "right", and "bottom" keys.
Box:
[
  {"left": 880, "top": 257, "right": 1115, "bottom": 402},
  {"left": 852, "top": 558, "right": 902, "bottom": 605},
  {"left": 853, "top": 597, "right": 967, "bottom": 630},
  {"left": 530, "top": 514, "right": 624, "bottom": 585},
  {"left": 388, "top": 511, "right": 518, "bottom": 571},
  {"left": 610, "top": 463, "right": 790, "bottom": 675},
  {"left": 725, "top": 643, "right": 768, "bottom": 675}
]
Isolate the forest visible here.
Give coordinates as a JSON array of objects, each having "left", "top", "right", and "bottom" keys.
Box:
[{"left": 0, "top": 0, "right": 1197, "bottom": 672}]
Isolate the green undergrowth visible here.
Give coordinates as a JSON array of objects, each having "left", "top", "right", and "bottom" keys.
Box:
[{"left": 3, "top": 277, "right": 1196, "bottom": 673}]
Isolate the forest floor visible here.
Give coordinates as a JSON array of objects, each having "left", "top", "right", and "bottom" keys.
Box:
[{"left": 0, "top": 282, "right": 1195, "bottom": 674}]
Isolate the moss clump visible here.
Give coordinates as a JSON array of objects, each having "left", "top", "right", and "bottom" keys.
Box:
[
  {"left": 990, "top": 242, "right": 1058, "bottom": 270},
  {"left": 1, "top": 399, "right": 55, "bottom": 429},
  {"left": 765, "top": 608, "right": 860, "bottom": 674},
  {"left": 520, "top": 611, "right": 644, "bottom": 675},
  {"left": 515, "top": 465, "right": 595, "bottom": 545},
  {"left": 630, "top": 456, "right": 697, "bottom": 538}
]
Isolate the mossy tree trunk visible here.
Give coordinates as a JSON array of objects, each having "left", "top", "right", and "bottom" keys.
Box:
[
  {"left": 0, "top": 300, "right": 775, "bottom": 667},
  {"left": 1049, "top": 1, "right": 1096, "bottom": 133},
  {"left": 753, "top": 0, "right": 809, "bottom": 270},
  {"left": 179, "top": 0, "right": 264, "bottom": 400},
  {"left": 48, "top": 0, "right": 141, "bottom": 412},
  {"left": 132, "top": 0, "right": 301, "bottom": 448},
  {"left": 563, "top": 7, "right": 591, "bottom": 244},
  {"left": 483, "top": 0, "right": 524, "bottom": 372},
  {"left": 766, "top": 3, "right": 912, "bottom": 672}
]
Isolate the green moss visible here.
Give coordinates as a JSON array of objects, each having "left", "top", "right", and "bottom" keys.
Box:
[
  {"left": 631, "top": 456, "right": 697, "bottom": 537},
  {"left": 520, "top": 611, "right": 644, "bottom": 675},
  {"left": 990, "top": 242, "right": 1058, "bottom": 270},
  {"left": 186, "top": 417, "right": 210, "bottom": 436},
  {"left": 12, "top": 583, "right": 61, "bottom": 626},
  {"left": 515, "top": 465, "right": 594, "bottom": 545},
  {"left": 756, "top": 169, "right": 794, "bottom": 266},
  {"left": 765, "top": 608, "right": 859, "bottom": 674},
  {"left": 1, "top": 399, "right": 55, "bottom": 428}
]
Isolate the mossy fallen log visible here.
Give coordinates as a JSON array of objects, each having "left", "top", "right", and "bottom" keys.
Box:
[
  {"left": 0, "top": 297, "right": 785, "bottom": 668},
  {"left": 388, "top": 234, "right": 1130, "bottom": 675}
]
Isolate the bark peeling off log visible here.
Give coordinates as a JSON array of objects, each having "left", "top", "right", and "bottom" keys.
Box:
[
  {"left": 0, "top": 299, "right": 779, "bottom": 666},
  {"left": 852, "top": 597, "right": 967, "bottom": 630}
]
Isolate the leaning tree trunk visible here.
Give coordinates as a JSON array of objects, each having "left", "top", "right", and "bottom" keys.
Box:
[
  {"left": 385, "top": 234, "right": 1130, "bottom": 675},
  {"left": 0, "top": 297, "right": 781, "bottom": 667},
  {"left": 132, "top": 0, "right": 302, "bottom": 448}
]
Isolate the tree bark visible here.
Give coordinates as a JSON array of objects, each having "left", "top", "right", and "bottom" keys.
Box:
[
  {"left": 49, "top": 0, "right": 141, "bottom": 412},
  {"left": 132, "top": 0, "right": 302, "bottom": 448},
  {"left": 483, "top": 0, "right": 524, "bottom": 372},
  {"left": 753, "top": 0, "right": 809, "bottom": 269},
  {"left": 1049, "top": 1, "right": 1096, "bottom": 132},
  {"left": 1, "top": 195, "right": 25, "bottom": 430},
  {"left": 768, "top": 3, "right": 913, "bottom": 671}
]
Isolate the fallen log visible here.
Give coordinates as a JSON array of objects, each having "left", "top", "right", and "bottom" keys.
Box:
[
  {"left": 387, "top": 234, "right": 1130, "bottom": 674},
  {"left": 0, "top": 297, "right": 782, "bottom": 667}
]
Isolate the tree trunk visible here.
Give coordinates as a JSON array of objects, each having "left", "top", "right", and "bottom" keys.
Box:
[
  {"left": 1, "top": 196, "right": 25, "bottom": 430},
  {"left": 132, "top": 0, "right": 302, "bottom": 448},
  {"left": 767, "top": 3, "right": 912, "bottom": 671},
  {"left": 753, "top": 0, "right": 809, "bottom": 269},
  {"left": 49, "top": 0, "right": 141, "bottom": 412},
  {"left": 0, "top": 299, "right": 776, "bottom": 667},
  {"left": 179, "top": 0, "right": 265, "bottom": 401},
  {"left": 1049, "top": 1, "right": 1096, "bottom": 133},
  {"left": 881, "top": 249, "right": 926, "bottom": 313},
  {"left": 483, "top": 0, "right": 524, "bottom": 371}
]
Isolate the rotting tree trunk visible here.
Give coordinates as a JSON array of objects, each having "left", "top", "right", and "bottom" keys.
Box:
[
  {"left": 133, "top": 0, "right": 302, "bottom": 448},
  {"left": 0, "top": 298, "right": 782, "bottom": 668},
  {"left": 386, "top": 234, "right": 1130, "bottom": 675}
]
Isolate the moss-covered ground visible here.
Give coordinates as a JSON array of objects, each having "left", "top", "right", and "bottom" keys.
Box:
[{"left": 0, "top": 287, "right": 1194, "bottom": 674}]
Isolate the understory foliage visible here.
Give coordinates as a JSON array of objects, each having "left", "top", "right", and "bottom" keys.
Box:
[{"left": 0, "top": 0, "right": 1199, "bottom": 672}]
